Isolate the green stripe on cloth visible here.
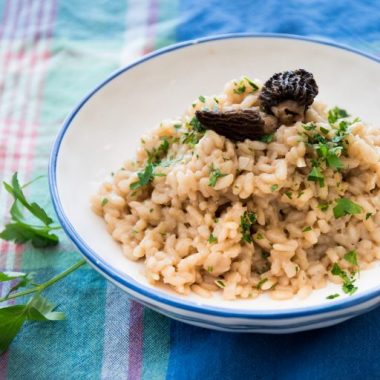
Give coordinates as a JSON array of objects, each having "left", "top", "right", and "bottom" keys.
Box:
[{"left": 141, "top": 308, "right": 171, "bottom": 380}]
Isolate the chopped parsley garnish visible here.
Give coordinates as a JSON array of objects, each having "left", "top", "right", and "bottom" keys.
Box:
[
  {"left": 208, "top": 234, "right": 217, "bottom": 244},
  {"left": 303, "top": 123, "right": 317, "bottom": 131},
  {"left": 307, "top": 166, "right": 325, "bottom": 187},
  {"left": 207, "top": 266, "right": 213, "bottom": 273},
  {"left": 199, "top": 95, "right": 206, "bottom": 103},
  {"left": 101, "top": 198, "right": 108, "bottom": 207},
  {"left": 130, "top": 164, "right": 164, "bottom": 190},
  {"left": 366, "top": 212, "right": 373, "bottom": 220},
  {"left": 271, "top": 184, "right": 279, "bottom": 192},
  {"left": 243, "top": 76, "right": 259, "bottom": 92},
  {"left": 147, "top": 137, "right": 170, "bottom": 164},
  {"left": 333, "top": 198, "right": 363, "bottom": 219},
  {"left": 181, "top": 116, "right": 205, "bottom": 147},
  {"left": 260, "top": 134, "right": 274, "bottom": 143},
  {"left": 255, "top": 233, "right": 264, "bottom": 240},
  {"left": 318, "top": 202, "right": 330, "bottom": 212},
  {"left": 213, "top": 97, "right": 219, "bottom": 104},
  {"left": 240, "top": 211, "right": 257, "bottom": 243},
  {"left": 174, "top": 124, "right": 182, "bottom": 130},
  {"left": 344, "top": 250, "right": 358, "bottom": 266},
  {"left": 320, "top": 126, "right": 330, "bottom": 135},
  {"left": 328, "top": 107, "right": 349, "bottom": 125},
  {"left": 284, "top": 190, "right": 292, "bottom": 199},
  {"left": 256, "top": 278, "right": 267, "bottom": 289},
  {"left": 303, "top": 226, "right": 312, "bottom": 232},
  {"left": 215, "top": 279, "right": 226, "bottom": 288},
  {"left": 208, "top": 165, "right": 227, "bottom": 187},
  {"left": 326, "top": 293, "right": 340, "bottom": 300},
  {"left": 331, "top": 263, "right": 358, "bottom": 295},
  {"left": 261, "top": 251, "right": 270, "bottom": 259},
  {"left": 233, "top": 84, "right": 246, "bottom": 94},
  {"left": 189, "top": 116, "right": 205, "bottom": 132}
]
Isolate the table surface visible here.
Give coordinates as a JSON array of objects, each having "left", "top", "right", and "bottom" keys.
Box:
[{"left": 0, "top": 1, "right": 380, "bottom": 379}]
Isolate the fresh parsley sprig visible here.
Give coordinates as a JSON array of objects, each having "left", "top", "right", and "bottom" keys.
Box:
[
  {"left": 0, "top": 173, "right": 61, "bottom": 248},
  {"left": 0, "top": 259, "right": 86, "bottom": 353}
]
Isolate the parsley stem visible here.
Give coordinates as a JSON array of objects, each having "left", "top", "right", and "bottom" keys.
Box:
[{"left": 0, "top": 258, "right": 86, "bottom": 302}]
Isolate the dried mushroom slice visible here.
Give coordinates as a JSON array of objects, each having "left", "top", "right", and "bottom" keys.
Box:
[
  {"left": 195, "top": 109, "right": 278, "bottom": 142},
  {"left": 259, "top": 69, "right": 318, "bottom": 125}
]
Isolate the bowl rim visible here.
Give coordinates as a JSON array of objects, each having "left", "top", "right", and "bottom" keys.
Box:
[{"left": 49, "top": 33, "right": 380, "bottom": 320}]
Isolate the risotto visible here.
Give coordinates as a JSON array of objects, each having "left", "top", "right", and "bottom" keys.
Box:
[{"left": 91, "top": 69, "right": 380, "bottom": 301}]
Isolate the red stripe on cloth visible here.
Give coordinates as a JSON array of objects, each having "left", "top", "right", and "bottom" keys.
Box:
[
  {"left": 128, "top": 301, "right": 144, "bottom": 380},
  {"left": 142, "top": 0, "right": 158, "bottom": 55}
]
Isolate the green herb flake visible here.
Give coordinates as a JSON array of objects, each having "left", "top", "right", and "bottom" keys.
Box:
[
  {"left": 344, "top": 250, "right": 358, "bottom": 266},
  {"left": 213, "top": 97, "right": 219, "bottom": 104},
  {"left": 256, "top": 278, "right": 268, "bottom": 290},
  {"left": 320, "top": 127, "right": 330, "bottom": 135},
  {"left": 326, "top": 293, "right": 340, "bottom": 300},
  {"left": 331, "top": 263, "right": 358, "bottom": 295},
  {"left": 208, "top": 166, "right": 227, "bottom": 187},
  {"left": 243, "top": 76, "right": 259, "bottom": 92},
  {"left": 284, "top": 190, "right": 293, "bottom": 199},
  {"left": 333, "top": 198, "right": 363, "bottom": 219},
  {"left": 308, "top": 166, "right": 325, "bottom": 187},
  {"left": 240, "top": 211, "right": 257, "bottom": 243},
  {"left": 365, "top": 212, "right": 373, "bottom": 220},
  {"left": 199, "top": 95, "right": 206, "bottom": 103},
  {"left": 207, "top": 266, "right": 214, "bottom": 273},
  {"left": 208, "top": 234, "right": 217, "bottom": 244},
  {"left": 255, "top": 233, "right": 264, "bottom": 240},
  {"left": 260, "top": 134, "right": 274, "bottom": 143},
  {"left": 215, "top": 279, "right": 226, "bottom": 289},
  {"left": 303, "top": 226, "right": 312, "bottom": 232},
  {"left": 101, "top": 198, "right": 108, "bottom": 207},
  {"left": 233, "top": 84, "right": 246, "bottom": 94},
  {"left": 303, "top": 123, "right": 317, "bottom": 131},
  {"left": 328, "top": 107, "right": 349, "bottom": 125},
  {"left": 318, "top": 202, "right": 330, "bottom": 212},
  {"left": 271, "top": 184, "right": 279, "bottom": 192},
  {"left": 130, "top": 163, "right": 164, "bottom": 190},
  {"left": 174, "top": 124, "right": 182, "bottom": 130}
]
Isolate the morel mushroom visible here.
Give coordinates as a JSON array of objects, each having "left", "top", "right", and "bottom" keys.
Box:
[
  {"left": 259, "top": 69, "right": 318, "bottom": 125},
  {"left": 195, "top": 109, "right": 278, "bottom": 142}
]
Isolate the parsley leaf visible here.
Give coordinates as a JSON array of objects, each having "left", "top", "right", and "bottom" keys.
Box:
[
  {"left": 328, "top": 107, "right": 349, "bottom": 125},
  {"left": 284, "top": 190, "right": 292, "bottom": 199},
  {"left": 333, "top": 198, "right": 363, "bottom": 219},
  {"left": 130, "top": 163, "right": 165, "bottom": 190},
  {"left": 0, "top": 173, "right": 60, "bottom": 248},
  {"left": 199, "top": 95, "right": 206, "bottom": 103},
  {"left": 215, "top": 279, "right": 226, "bottom": 288},
  {"left": 243, "top": 76, "right": 259, "bottom": 92},
  {"left": 365, "top": 212, "right": 373, "bottom": 220},
  {"left": 326, "top": 152, "right": 343, "bottom": 170},
  {"left": 303, "top": 226, "right": 312, "bottom": 232},
  {"left": 331, "top": 263, "right": 358, "bottom": 295},
  {"left": 208, "top": 166, "right": 227, "bottom": 187},
  {"left": 344, "top": 250, "right": 358, "bottom": 266},
  {"left": 208, "top": 234, "right": 217, "bottom": 244},
  {"left": 326, "top": 293, "right": 340, "bottom": 300},
  {"left": 0, "top": 294, "right": 64, "bottom": 353},
  {"left": 240, "top": 211, "right": 256, "bottom": 243},
  {"left": 308, "top": 166, "right": 325, "bottom": 187},
  {"left": 256, "top": 278, "right": 267, "bottom": 289},
  {"left": 260, "top": 134, "right": 274, "bottom": 143}
]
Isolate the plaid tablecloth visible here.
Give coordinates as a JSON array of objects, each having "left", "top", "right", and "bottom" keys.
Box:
[{"left": 0, "top": 1, "right": 380, "bottom": 379}]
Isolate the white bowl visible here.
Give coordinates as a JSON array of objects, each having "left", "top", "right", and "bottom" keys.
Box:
[{"left": 49, "top": 34, "right": 380, "bottom": 333}]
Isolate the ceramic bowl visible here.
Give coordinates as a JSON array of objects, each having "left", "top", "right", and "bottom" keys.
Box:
[{"left": 49, "top": 34, "right": 380, "bottom": 333}]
